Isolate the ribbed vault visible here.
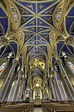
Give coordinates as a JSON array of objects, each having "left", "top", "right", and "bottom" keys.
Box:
[{"left": 0, "top": 0, "right": 74, "bottom": 102}]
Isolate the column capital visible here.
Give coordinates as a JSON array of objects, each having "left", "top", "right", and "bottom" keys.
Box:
[
  {"left": 18, "top": 70, "right": 24, "bottom": 75},
  {"left": 56, "top": 59, "right": 62, "bottom": 65},
  {"left": 12, "top": 59, "right": 19, "bottom": 65}
]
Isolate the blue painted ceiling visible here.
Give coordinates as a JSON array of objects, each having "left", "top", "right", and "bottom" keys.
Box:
[
  {"left": 66, "top": 6, "right": 74, "bottom": 36},
  {"left": 0, "top": 8, "right": 8, "bottom": 36},
  {"left": 13, "top": 0, "right": 59, "bottom": 61},
  {"left": 0, "top": 0, "right": 74, "bottom": 66}
]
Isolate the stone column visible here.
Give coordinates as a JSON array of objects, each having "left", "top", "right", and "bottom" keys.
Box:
[
  {"left": 54, "top": 70, "right": 67, "bottom": 101},
  {"left": 19, "top": 77, "right": 26, "bottom": 101},
  {"left": 17, "top": 80, "right": 23, "bottom": 101},
  {"left": 25, "top": 66, "right": 27, "bottom": 78},
  {"left": 52, "top": 79, "right": 60, "bottom": 100},
  {"left": 17, "top": 78, "right": 26, "bottom": 101},
  {"left": 64, "top": 57, "right": 74, "bottom": 86},
  {"left": 57, "top": 59, "right": 74, "bottom": 100},
  {"left": 0, "top": 58, "right": 10, "bottom": 78},
  {"left": 8, "top": 70, "right": 23, "bottom": 101},
  {"left": 49, "top": 78, "right": 57, "bottom": 101},
  {"left": 23, "top": 79, "right": 27, "bottom": 100},
  {"left": 0, "top": 58, "right": 10, "bottom": 95},
  {"left": 0, "top": 59, "right": 19, "bottom": 102},
  {"left": 33, "top": 90, "right": 35, "bottom": 100},
  {"left": 48, "top": 83, "right": 53, "bottom": 100},
  {"left": 0, "top": 57, "right": 8, "bottom": 66}
]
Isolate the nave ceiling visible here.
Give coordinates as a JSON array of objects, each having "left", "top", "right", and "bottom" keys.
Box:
[{"left": 0, "top": 0, "right": 74, "bottom": 87}]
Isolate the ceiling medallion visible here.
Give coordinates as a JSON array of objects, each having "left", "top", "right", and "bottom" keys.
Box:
[
  {"left": 34, "top": 13, "right": 39, "bottom": 18},
  {"left": 34, "top": 32, "right": 39, "bottom": 36}
]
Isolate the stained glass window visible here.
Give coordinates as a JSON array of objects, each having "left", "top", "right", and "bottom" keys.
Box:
[
  {"left": 0, "top": 62, "right": 7, "bottom": 76},
  {"left": 68, "top": 61, "right": 74, "bottom": 74}
]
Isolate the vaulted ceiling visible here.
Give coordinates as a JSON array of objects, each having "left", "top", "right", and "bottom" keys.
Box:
[{"left": 0, "top": 0, "right": 74, "bottom": 80}]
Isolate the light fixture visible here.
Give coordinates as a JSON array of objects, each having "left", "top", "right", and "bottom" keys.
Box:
[
  {"left": 62, "top": 52, "right": 65, "bottom": 56},
  {"left": 36, "top": 83, "right": 39, "bottom": 87},
  {"left": 35, "top": 63, "right": 37, "bottom": 66},
  {"left": 51, "top": 75, "right": 53, "bottom": 78},
  {"left": 8, "top": 52, "right": 13, "bottom": 59},
  {"left": 35, "top": 58, "right": 37, "bottom": 62},
  {"left": 62, "top": 52, "right": 67, "bottom": 58}
]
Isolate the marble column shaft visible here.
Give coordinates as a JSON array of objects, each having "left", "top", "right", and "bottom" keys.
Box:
[
  {"left": 57, "top": 60, "right": 74, "bottom": 100},
  {"left": 49, "top": 79, "right": 57, "bottom": 100},
  {"left": 0, "top": 59, "right": 18, "bottom": 101}
]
